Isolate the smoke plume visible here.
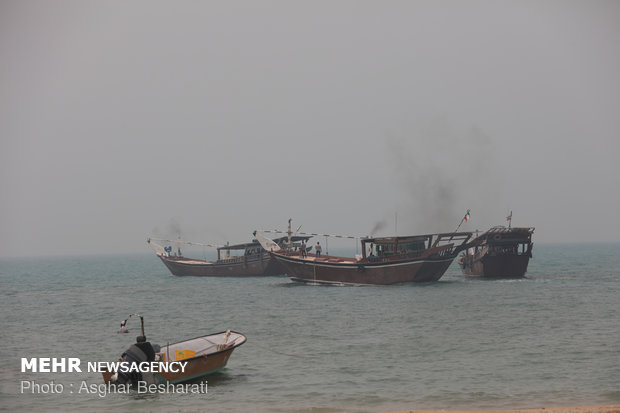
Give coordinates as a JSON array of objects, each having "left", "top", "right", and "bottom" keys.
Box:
[
  {"left": 370, "top": 220, "right": 387, "bottom": 236},
  {"left": 385, "top": 120, "right": 505, "bottom": 234}
]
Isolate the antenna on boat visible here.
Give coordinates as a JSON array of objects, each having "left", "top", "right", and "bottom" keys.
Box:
[
  {"left": 287, "top": 218, "right": 292, "bottom": 248},
  {"left": 395, "top": 212, "right": 398, "bottom": 237}
]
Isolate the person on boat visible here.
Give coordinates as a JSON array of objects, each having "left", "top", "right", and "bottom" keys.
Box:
[
  {"left": 300, "top": 241, "right": 307, "bottom": 258},
  {"left": 114, "top": 335, "right": 157, "bottom": 386},
  {"left": 315, "top": 242, "right": 322, "bottom": 257},
  {"left": 135, "top": 335, "right": 156, "bottom": 361}
]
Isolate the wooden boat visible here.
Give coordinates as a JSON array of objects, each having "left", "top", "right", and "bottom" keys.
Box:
[
  {"left": 147, "top": 235, "right": 310, "bottom": 277},
  {"left": 256, "top": 231, "right": 473, "bottom": 285},
  {"left": 103, "top": 314, "right": 246, "bottom": 386},
  {"left": 457, "top": 226, "right": 534, "bottom": 278}
]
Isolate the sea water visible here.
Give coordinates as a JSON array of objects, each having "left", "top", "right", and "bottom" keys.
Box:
[{"left": 1, "top": 243, "right": 619, "bottom": 412}]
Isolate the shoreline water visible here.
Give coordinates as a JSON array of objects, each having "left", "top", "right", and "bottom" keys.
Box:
[
  {"left": 2, "top": 245, "right": 619, "bottom": 412},
  {"left": 389, "top": 404, "right": 620, "bottom": 413}
]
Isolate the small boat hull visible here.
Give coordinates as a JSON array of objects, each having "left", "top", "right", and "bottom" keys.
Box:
[
  {"left": 155, "top": 346, "right": 237, "bottom": 384},
  {"left": 103, "top": 331, "right": 246, "bottom": 385}
]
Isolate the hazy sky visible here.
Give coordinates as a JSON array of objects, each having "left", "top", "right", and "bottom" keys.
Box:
[{"left": 1, "top": 1, "right": 619, "bottom": 257}]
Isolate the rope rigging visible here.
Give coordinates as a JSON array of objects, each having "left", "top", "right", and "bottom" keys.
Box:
[
  {"left": 258, "top": 229, "right": 363, "bottom": 240},
  {"left": 147, "top": 237, "right": 223, "bottom": 249}
]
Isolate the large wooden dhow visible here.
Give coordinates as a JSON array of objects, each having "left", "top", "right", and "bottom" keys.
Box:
[
  {"left": 458, "top": 225, "right": 534, "bottom": 278},
  {"left": 256, "top": 231, "right": 473, "bottom": 286},
  {"left": 147, "top": 235, "right": 310, "bottom": 277}
]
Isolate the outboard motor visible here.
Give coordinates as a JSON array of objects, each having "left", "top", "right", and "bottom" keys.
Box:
[
  {"left": 114, "top": 336, "right": 156, "bottom": 386},
  {"left": 111, "top": 314, "right": 159, "bottom": 387}
]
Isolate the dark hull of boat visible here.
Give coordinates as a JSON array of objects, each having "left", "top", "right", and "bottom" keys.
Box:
[
  {"left": 460, "top": 253, "right": 531, "bottom": 278},
  {"left": 458, "top": 226, "right": 534, "bottom": 278},
  {"left": 158, "top": 253, "right": 282, "bottom": 277},
  {"left": 271, "top": 253, "right": 456, "bottom": 285}
]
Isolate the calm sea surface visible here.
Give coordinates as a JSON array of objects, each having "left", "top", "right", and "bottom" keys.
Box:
[{"left": 1, "top": 243, "right": 619, "bottom": 412}]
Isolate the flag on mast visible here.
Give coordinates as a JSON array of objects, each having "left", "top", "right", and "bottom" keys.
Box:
[
  {"left": 451, "top": 209, "right": 471, "bottom": 239},
  {"left": 506, "top": 211, "right": 512, "bottom": 222}
]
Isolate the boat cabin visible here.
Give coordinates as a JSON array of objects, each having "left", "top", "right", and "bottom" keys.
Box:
[
  {"left": 216, "top": 241, "right": 261, "bottom": 260},
  {"left": 362, "top": 236, "right": 428, "bottom": 259},
  {"left": 217, "top": 235, "right": 311, "bottom": 260},
  {"left": 470, "top": 226, "right": 534, "bottom": 257},
  {"left": 361, "top": 232, "right": 472, "bottom": 260}
]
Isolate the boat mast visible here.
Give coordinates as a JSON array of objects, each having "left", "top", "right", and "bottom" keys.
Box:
[
  {"left": 395, "top": 212, "right": 398, "bottom": 237},
  {"left": 450, "top": 209, "right": 470, "bottom": 240},
  {"left": 287, "top": 218, "right": 292, "bottom": 249}
]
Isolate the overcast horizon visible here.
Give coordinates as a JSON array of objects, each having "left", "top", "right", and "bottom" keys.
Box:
[{"left": 1, "top": 1, "right": 619, "bottom": 258}]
